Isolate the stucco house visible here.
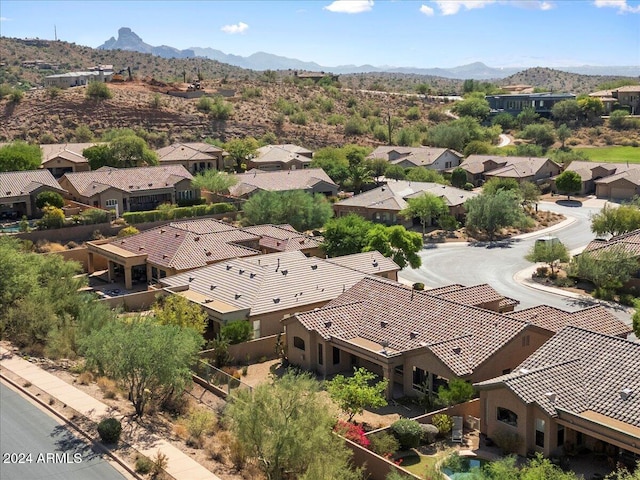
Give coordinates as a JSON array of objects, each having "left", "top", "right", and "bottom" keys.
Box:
[
  {"left": 58, "top": 165, "right": 196, "bottom": 216},
  {"left": 559, "top": 161, "right": 637, "bottom": 198},
  {"left": 159, "top": 250, "right": 399, "bottom": 339},
  {"left": 228, "top": 168, "right": 338, "bottom": 199},
  {"left": 0, "top": 169, "right": 67, "bottom": 219},
  {"left": 367, "top": 146, "right": 462, "bottom": 171},
  {"left": 44, "top": 69, "right": 113, "bottom": 88},
  {"left": 333, "top": 180, "right": 477, "bottom": 227},
  {"left": 612, "top": 85, "right": 640, "bottom": 115},
  {"left": 475, "top": 327, "right": 640, "bottom": 459},
  {"left": 234, "top": 224, "right": 325, "bottom": 258},
  {"left": 246, "top": 144, "right": 314, "bottom": 171},
  {"left": 155, "top": 142, "right": 230, "bottom": 174},
  {"left": 40, "top": 143, "right": 96, "bottom": 177},
  {"left": 458, "top": 155, "right": 561, "bottom": 187}
]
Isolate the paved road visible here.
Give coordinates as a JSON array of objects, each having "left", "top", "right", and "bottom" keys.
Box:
[
  {"left": 0, "top": 382, "right": 127, "bottom": 480},
  {"left": 399, "top": 200, "right": 632, "bottom": 323}
]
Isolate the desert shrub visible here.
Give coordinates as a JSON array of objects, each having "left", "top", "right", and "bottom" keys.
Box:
[
  {"left": 150, "top": 451, "right": 168, "bottom": 477},
  {"left": 290, "top": 112, "right": 307, "bottom": 125},
  {"left": 420, "top": 423, "right": 439, "bottom": 444},
  {"left": 80, "top": 208, "right": 110, "bottom": 224},
  {"left": 412, "top": 282, "right": 425, "bottom": 290},
  {"left": 241, "top": 86, "right": 262, "bottom": 99},
  {"left": 492, "top": 428, "right": 522, "bottom": 454},
  {"left": 10, "top": 89, "right": 24, "bottom": 103},
  {"left": 117, "top": 226, "right": 139, "bottom": 237},
  {"left": 97, "top": 418, "right": 122, "bottom": 444},
  {"left": 619, "top": 293, "right": 636, "bottom": 306},
  {"left": 36, "top": 191, "right": 65, "bottom": 209},
  {"left": 77, "top": 371, "right": 94, "bottom": 385},
  {"left": 369, "top": 431, "right": 400, "bottom": 456},
  {"left": 594, "top": 287, "right": 615, "bottom": 300},
  {"left": 344, "top": 116, "right": 367, "bottom": 135},
  {"left": 406, "top": 106, "right": 421, "bottom": 120},
  {"left": 327, "top": 114, "right": 345, "bottom": 125},
  {"left": 391, "top": 419, "right": 423, "bottom": 449},
  {"left": 135, "top": 455, "right": 153, "bottom": 474},
  {"left": 86, "top": 82, "right": 112, "bottom": 100},
  {"left": 220, "top": 320, "right": 252, "bottom": 344},
  {"left": 432, "top": 414, "right": 453, "bottom": 437},
  {"left": 464, "top": 182, "right": 475, "bottom": 191},
  {"left": 535, "top": 266, "right": 549, "bottom": 278},
  {"left": 197, "top": 96, "right": 213, "bottom": 112},
  {"left": 554, "top": 276, "right": 575, "bottom": 288},
  {"left": 210, "top": 96, "right": 233, "bottom": 120},
  {"left": 186, "top": 408, "right": 217, "bottom": 448},
  {"left": 37, "top": 206, "right": 65, "bottom": 230},
  {"left": 334, "top": 420, "right": 370, "bottom": 447}
]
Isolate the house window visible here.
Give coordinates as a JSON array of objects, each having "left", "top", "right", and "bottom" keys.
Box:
[
  {"left": 293, "top": 336, "right": 305, "bottom": 351},
  {"left": 535, "top": 418, "right": 545, "bottom": 448},
  {"left": 497, "top": 407, "right": 518, "bottom": 427},
  {"left": 332, "top": 347, "right": 340, "bottom": 365},
  {"left": 557, "top": 424, "right": 565, "bottom": 447},
  {"left": 177, "top": 190, "right": 194, "bottom": 201},
  {"left": 412, "top": 367, "right": 427, "bottom": 391},
  {"left": 445, "top": 161, "right": 452, "bottom": 169},
  {"left": 151, "top": 267, "right": 159, "bottom": 282},
  {"left": 318, "top": 343, "right": 323, "bottom": 365}
]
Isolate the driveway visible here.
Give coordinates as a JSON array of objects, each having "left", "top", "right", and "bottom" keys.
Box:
[{"left": 398, "top": 199, "right": 632, "bottom": 325}]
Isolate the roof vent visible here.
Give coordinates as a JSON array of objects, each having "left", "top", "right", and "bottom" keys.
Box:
[
  {"left": 148, "top": 183, "right": 153, "bottom": 187},
  {"left": 410, "top": 331, "right": 418, "bottom": 339},
  {"left": 545, "top": 392, "right": 557, "bottom": 404},
  {"left": 453, "top": 347, "right": 462, "bottom": 355},
  {"left": 5, "top": 191, "right": 10, "bottom": 195},
  {"left": 250, "top": 273, "right": 256, "bottom": 278},
  {"left": 239, "top": 269, "right": 245, "bottom": 275},
  {"left": 188, "top": 277, "right": 194, "bottom": 282},
  {"left": 311, "top": 264, "right": 318, "bottom": 270},
  {"left": 381, "top": 321, "right": 388, "bottom": 328},
  {"left": 620, "top": 388, "right": 633, "bottom": 401},
  {"left": 210, "top": 285, "right": 216, "bottom": 290},
  {"left": 138, "top": 246, "right": 144, "bottom": 251},
  {"left": 380, "top": 340, "right": 390, "bottom": 355},
  {"left": 160, "top": 229, "right": 166, "bottom": 233},
  {"left": 203, "top": 299, "right": 214, "bottom": 304},
  {"left": 175, "top": 233, "right": 180, "bottom": 238},
  {"left": 120, "top": 240, "right": 126, "bottom": 245},
  {"left": 324, "top": 321, "right": 332, "bottom": 328},
  {"left": 129, "top": 185, "right": 134, "bottom": 189},
  {"left": 205, "top": 251, "right": 212, "bottom": 256},
  {"left": 235, "top": 293, "right": 242, "bottom": 300},
  {"left": 299, "top": 239, "right": 305, "bottom": 244},
  {"left": 194, "top": 236, "right": 200, "bottom": 241},
  {"left": 372, "top": 260, "right": 378, "bottom": 267},
  {"left": 226, "top": 264, "right": 232, "bottom": 270},
  {"left": 281, "top": 269, "right": 288, "bottom": 276},
  {"left": 162, "top": 254, "right": 168, "bottom": 259},
  {"left": 273, "top": 297, "right": 280, "bottom": 304}
]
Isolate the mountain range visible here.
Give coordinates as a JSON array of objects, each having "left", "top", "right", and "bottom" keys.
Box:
[{"left": 98, "top": 27, "right": 640, "bottom": 80}]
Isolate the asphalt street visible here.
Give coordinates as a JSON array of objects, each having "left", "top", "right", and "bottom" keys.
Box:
[
  {"left": 399, "top": 200, "right": 633, "bottom": 323},
  {"left": 0, "top": 382, "right": 127, "bottom": 480}
]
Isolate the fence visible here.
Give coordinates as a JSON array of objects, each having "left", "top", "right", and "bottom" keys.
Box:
[{"left": 192, "top": 359, "right": 252, "bottom": 399}]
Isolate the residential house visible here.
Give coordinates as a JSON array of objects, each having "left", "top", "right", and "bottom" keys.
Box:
[
  {"left": 595, "top": 169, "right": 640, "bottom": 201},
  {"left": 458, "top": 155, "right": 561, "bottom": 187},
  {"left": 612, "top": 85, "right": 640, "bottom": 115},
  {"left": 558, "top": 161, "right": 636, "bottom": 197},
  {"left": 40, "top": 143, "right": 96, "bottom": 177},
  {"left": 155, "top": 142, "right": 230, "bottom": 174},
  {"left": 475, "top": 327, "right": 640, "bottom": 458},
  {"left": 284, "top": 278, "right": 631, "bottom": 399},
  {"left": 333, "top": 180, "right": 477, "bottom": 227},
  {"left": 246, "top": 144, "right": 314, "bottom": 171},
  {"left": 501, "top": 85, "right": 535, "bottom": 94},
  {"left": 58, "top": 165, "right": 196, "bottom": 215},
  {"left": 367, "top": 146, "right": 462, "bottom": 171},
  {"left": 581, "top": 229, "right": 640, "bottom": 288},
  {"left": 426, "top": 284, "right": 520, "bottom": 313},
  {"left": 486, "top": 93, "right": 576, "bottom": 117},
  {"left": 294, "top": 71, "right": 339, "bottom": 83},
  {"left": 588, "top": 90, "right": 618, "bottom": 115},
  {"left": 86, "top": 219, "right": 331, "bottom": 289},
  {"left": 43, "top": 69, "right": 113, "bottom": 88},
  {"left": 228, "top": 168, "right": 338, "bottom": 198},
  {"left": 325, "top": 251, "right": 400, "bottom": 281},
  {"left": 159, "top": 250, "right": 399, "bottom": 339},
  {"left": 0, "top": 169, "right": 67, "bottom": 219}
]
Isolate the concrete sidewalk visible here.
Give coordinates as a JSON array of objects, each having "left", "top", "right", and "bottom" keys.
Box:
[{"left": 0, "top": 347, "right": 221, "bottom": 480}]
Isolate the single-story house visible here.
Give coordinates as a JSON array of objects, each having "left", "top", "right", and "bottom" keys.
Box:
[
  {"left": 367, "top": 146, "right": 462, "bottom": 171},
  {"left": 557, "top": 161, "right": 638, "bottom": 198},
  {"left": 426, "top": 283, "right": 520, "bottom": 313},
  {"left": 486, "top": 93, "right": 576, "bottom": 117},
  {"left": 40, "top": 143, "right": 97, "bottom": 177},
  {"left": 333, "top": 180, "right": 477, "bottom": 227},
  {"left": 160, "top": 250, "right": 399, "bottom": 339},
  {"left": 458, "top": 155, "right": 561, "bottom": 187},
  {"left": 43, "top": 70, "right": 113, "bottom": 88},
  {"left": 475, "top": 327, "right": 640, "bottom": 458},
  {"left": 0, "top": 169, "right": 67, "bottom": 219},
  {"left": 58, "top": 165, "right": 196, "bottom": 215},
  {"left": 240, "top": 224, "right": 325, "bottom": 258},
  {"left": 595, "top": 169, "right": 640, "bottom": 201},
  {"left": 228, "top": 168, "right": 338, "bottom": 198},
  {"left": 580, "top": 229, "right": 640, "bottom": 288},
  {"left": 155, "top": 142, "right": 230, "bottom": 174},
  {"left": 246, "top": 144, "right": 314, "bottom": 171}
]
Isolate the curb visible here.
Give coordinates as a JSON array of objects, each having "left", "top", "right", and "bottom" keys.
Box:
[{"left": 0, "top": 371, "right": 144, "bottom": 480}]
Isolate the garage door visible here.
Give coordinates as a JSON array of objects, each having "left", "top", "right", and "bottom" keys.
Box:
[{"left": 610, "top": 187, "right": 636, "bottom": 200}]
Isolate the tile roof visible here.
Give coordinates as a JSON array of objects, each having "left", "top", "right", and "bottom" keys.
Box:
[
  {"left": 0, "top": 169, "right": 66, "bottom": 200},
  {"left": 507, "top": 305, "right": 630, "bottom": 337},
  {"left": 60, "top": 165, "right": 193, "bottom": 197},
  {"left": 295, "top": 277, "right": 530, "bottom": 376},
  {"left": 40, "top": 143, "right": 99, "bottom": 165},
  {"left": 252, "top": 144, "right": 313, "bottom": 165},
  {"left": 335, "top": 180, "right": 476, "bottom": 210},
  {"left": 155, "top": 142, "right": 227, "bottom": 163},
  {"left": 582, "top": 229, "right": 640, "bottom": 258},
  {"left": 460, "top": 155, "right": 558, "bottom": 178},
  {"left": 564, "top": 161, "right": 635, "bottom": 182},
  {"left": 241, "top": 224, "right": 324, "bottom": 251},
  {"left": 614, "top": 85, "right": 640, "bottom": 93},
  {"left": 475, "top": 327, "right": 640, "bottom": 426},
  {"left": 594, "top": 168, "right": 640, "bottom": 187},
  {"left": 367, "top": 147, "right": 461, "bottom": 167},
  {"left": 160, "top": 251, "right": 380, "bottom": 316},
  {"left": 228, "top": 168, "right": 336, "bottom": 197},
  {"left": 324, "top": 251, "right": 400, "bottom": 275}
]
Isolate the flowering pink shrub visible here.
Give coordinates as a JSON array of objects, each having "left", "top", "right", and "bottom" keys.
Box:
[{"left": 334, "top": 420, "right": 370, "bottom": 448}]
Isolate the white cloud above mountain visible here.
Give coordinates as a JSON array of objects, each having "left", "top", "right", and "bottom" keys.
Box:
[
  {"left": 324, "top": 1, "right": 374, "bottom": 14},
  {"left": 221, "top": 22, "right": 249, "bottom": 34}
]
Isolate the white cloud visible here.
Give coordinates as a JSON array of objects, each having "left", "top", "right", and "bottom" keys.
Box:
[
  {"left": 0, "top": 17, "right": 9, "bottom": 22},
  {"left": 432, "top": 0, "right": 555, "bottom": 15},
  {"left": 420, "top": 4, "right": 435, "bottom": 15},
  {"left": 221, "top": 22, "right": 249, "bottom": 34},
  {"left": 324, "top": 1, "right": 374, "bottom": 14},
  {"left": 594, "top": 0, "right": 640, "bottom": 13}
]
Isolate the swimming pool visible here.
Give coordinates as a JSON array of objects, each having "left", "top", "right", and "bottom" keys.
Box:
[{"left": 441, "top": 456, "right": 491, "bottom": 479}]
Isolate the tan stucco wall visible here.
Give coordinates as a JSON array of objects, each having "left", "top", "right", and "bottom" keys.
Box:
[{"left": 480, "top": 388, "right": 531, "bottom": 456}]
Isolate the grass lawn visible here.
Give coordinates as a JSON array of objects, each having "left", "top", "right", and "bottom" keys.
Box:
[
  {"left": 573, "top": 146, "right": 640, "bottom": 163},
  {"left": 401, "top": 449, "right": 453, "bottom": 477}
]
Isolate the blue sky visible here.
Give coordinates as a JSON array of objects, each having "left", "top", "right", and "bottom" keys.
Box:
[{"left": 1, "top": 1, "right": 638, "bottom": 68}]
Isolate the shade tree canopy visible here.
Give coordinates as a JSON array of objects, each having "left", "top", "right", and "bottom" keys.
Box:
[{"left": 0, "top": 141, "right": 42, "bottom": 172}]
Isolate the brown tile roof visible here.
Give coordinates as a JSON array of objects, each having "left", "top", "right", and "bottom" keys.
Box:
[
  {"left": 367, "top": 147, "right": 461, "bottom": 167},
  {"left": 507, "top": 305, "right": 630, "bottom": 337},
  {"left": 295, "top": 277, "right": 530, "bottom": 376},
  {"left": 40, "top": 142, "right": 99, "bottom": 165},
  {"left": 160, "top": 251, "right": 379, "bottom": 316},
  {"left": 0, "top": 169, "right": 66, "bottom": 200},
  {"left": 564, "top": 161, "right": 634, "bottom": 182},
  {"left": 228, "top": 168, "right": 337, "bottom": 197},
  {"left": 61, "top": 165, "right": 193, "bottom": 197},
  {"left": 475, "top": 327, "right": 640, "bottom": 426},
  {"left": 325, "top": 251, "right": 400, "bottom": 276},
  {"left": 614, "top": 85, "right": 640, "bottom": 93},
  {"left": 583, "top": 229, "right": 640, "bottom": 258},
  {"left": 461, "top": 155, "right": 559, "bottom": 179},
  {"left": 155, "top": 142, "right": 227, "bottom": 162},
  {"left": 252, "top": 144, "right": 313, "bottom": 165},
  {"left": 594, "top": 168, "right": 640, "bottom": 187},
  {"left": 335, "top": 180, "right": 476, "bottom": 211},
  {"left": 427, "top": 283, "right": 506, "bottom": 307},
  {"left": 241, "top": 224, "right": 324, "bottom": 252}
]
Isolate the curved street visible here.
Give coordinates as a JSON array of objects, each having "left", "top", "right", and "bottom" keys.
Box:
[{"left": 399, "top": 200, "right": 633, "bottom": 325}]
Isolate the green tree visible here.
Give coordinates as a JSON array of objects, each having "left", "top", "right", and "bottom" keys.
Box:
[
  {"left": 526, "top": 239, "right": 570, "bottom": 275},
  {"left": 451, "top": 167, "right": 468, "bottom": 189},
  {"left": 311, "top": 147, "right": 350, "bottom": 186},
  {"left": 83, "top": 135, "right": 157, "bottom": 169},
  {"left": 364, "top": 224, "right": 422, "bottom": 269},
  {"left": 37, "top": 205, "right": 65, "bottom": 229},
  {"left": 452, "top": 96, "right": 490, "bottom": 120},
  {"left": 220, "top": 320, "right": 252, "bottom": 344},
  {"left": 384, "top": 164, "right": 407, "bottom": 180},
  {"left": 492, "top": 112, "right": 517, "bottom": 130},
  {"left": 326, "top": 367, "right": 388, "bottom": 421},
  {"left": 483, "top": 177, "right": 520, "bottom": 196},
  {"left": 577, "top": 96, "right": 604, "bottom": 124},
  {"left": 400, "top": 193, "right": 447, "bottom": 240},
  {"left": 322, "top": 214, "right": 373, "bottom": 257},
  {"left": 225, "top": 371, "right": 359, "bottom": 480},
  {"left": 191, "top": 170, "right": 237, "bottom": 195},
  {"left": 556, "top": 124, "right": 571, "bottom": 149},
  {"left": 86, "top": 81, "right": 112, "bottom": 100},
  {"left": 591, "top": 204, "right": 640, "bottom": 237},
  {"left": 74, "top": 125, "right": 94, "bottom": 142},
  {"left": 555, "top": 170, "right": 582, "bottom": 200},
  {"left": 36, "top": 191, "right": 64, "bottom": 209},
  {"left": 436, "top": 378, "right": 475, "bottom": 407},
  {"left": 520, "top": 124, "right": 556, "bottom": 150},
  {"left": 551, "top": 99, "right": 581, "bottom": 125},
  {"left": 83, "top": 318, "right": 203, "bottom": 416},
  {"left": 346, "top": 162, "right": 373, "bottom": 194},
  {"left": 367, "top": 158, "right": 389, "bottom": 185},
  {"left": 405, "top": 167, "right": 447, "bottom": 184},
  {"left": 568, "top": 248, "right": 638, "bottom": 293},
  {"left": 465, "top": 190, "right": 529, "bottom": 240},
  {"left": 242, "top": 190, "right": 333, "bottom": 232},
  {"left": 0, "top": 141, "right": 42, "bottom": 172},
  {"left": 153, "top": 294, "right": 207, "bottom": 334},
  {"left": 519, "top": 181, "right": 541, "bottom": 209},
  {"left": 225, "top": 137, "right": 259, "bottom": 172},
  {"left": 517, "top": 106, "right": 539, "bottom": 128},
  {"left": 463, "top": 140, "right": 492, "bottom": 157}
]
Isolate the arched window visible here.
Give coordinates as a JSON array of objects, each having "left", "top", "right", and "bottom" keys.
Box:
[
  {"left": 497, "top": 407, "right": 518, "bottom": 427},
  {"left": 293, "top": 336, "right": 305, "bottom": 351}
]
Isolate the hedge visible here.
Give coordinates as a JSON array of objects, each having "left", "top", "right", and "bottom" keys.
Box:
[{"left": 123, "top": 203, "right": 236, "bottom": 224}]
